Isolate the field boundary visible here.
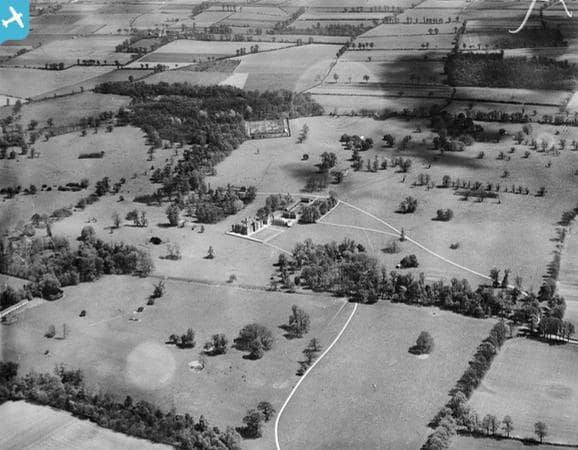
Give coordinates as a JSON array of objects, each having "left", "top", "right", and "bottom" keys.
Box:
[{"left": 274, "top": 301, "right": 358, "bottom": 450}]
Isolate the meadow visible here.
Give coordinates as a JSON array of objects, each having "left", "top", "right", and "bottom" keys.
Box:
[
  {"left": 0, "top": 92, "right": 130, "bottom": 128},
  {"left": 2, "top": 276, "right": 354, "bottom": 440},
  {"left": 0, "top": 401, "right": 169, "bottom": 450},
  {"left": 233, "top": 44, "right": 340, "bottom": 91},
  {"left": 0, "top": 67, "right": 113, "bottom": 99},
  {"left": 468, "top": 339, "right": 578, "bottom": 445},
  {"left": 278, "top": 302, "right": 494, "bottom": 449},
  {"left": 6, "top": 36, "right": 133, "bottom": 67}
]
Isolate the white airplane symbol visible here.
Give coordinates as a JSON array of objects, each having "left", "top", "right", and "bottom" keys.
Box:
[{"left": 2, "top": 6, "right": 25, "bottom": 29}]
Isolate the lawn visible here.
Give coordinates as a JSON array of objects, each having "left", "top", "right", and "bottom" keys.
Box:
[
  {"left": 468, "top": 338, "right": 578, "bottom": 445},
  {"left": 2, "top": 275, "right": 354, "bottom": 442},
  {"left": 278, "top": 302, "right": 494, "bottom": 449},
  {"left": 0, "top": 401, "right": 169, "bottom": 450}
]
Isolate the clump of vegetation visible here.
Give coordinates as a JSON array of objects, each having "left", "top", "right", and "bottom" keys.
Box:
[
  {"left": 168, "top": 328, "right": 196, "bottom": 349},
  {"left": 398, "top": 196, "right": 417, "bottom": 214},
  {"left": 399, "top": 254, "right": 419, "bottom": 268},
  {"left": 299, "top": 195, "right": 338, "bottom": 224},
  {"left": 436, "top": 208, "right": 454, "bottom": 221},
  {"left": 0, "top": 362, "right": 241, "bottom": 448},
  {"left": 286, "top": 305, "right": 311, "bottom": 338},
  {"left": 411, "top": 331, "right": 434, "bottom": 355},
  {"left": 203, "top": 334, "right": 229, "bottom": 355},
  {"left": 234, "top": 324, "right": 274, "bottom": 359}
]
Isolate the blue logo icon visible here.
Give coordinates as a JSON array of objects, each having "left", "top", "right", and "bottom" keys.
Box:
[{"left": 1, "top": 0, "right": 29, "bottom": 44}]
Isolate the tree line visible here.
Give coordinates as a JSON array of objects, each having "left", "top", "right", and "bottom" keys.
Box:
[{"left": 0, "top": 362, "right": 242, "bottom": 449}]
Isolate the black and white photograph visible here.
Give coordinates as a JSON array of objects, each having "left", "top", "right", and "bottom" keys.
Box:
[{"left": 0, "top": 0, "right": 577, "bottom": 448}]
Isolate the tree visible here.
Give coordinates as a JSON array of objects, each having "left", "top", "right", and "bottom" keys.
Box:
[
  {"left": 257, "top": 401, "right": 275, "bottom": 422},
  {"left": 363, "top": 74, "right": 370, "bottom": 83},
  {"left": 400, "top": 254, "right": 419, "bottom": 268},
  {"left": 45, "top": 324, "right": 56, "bottom": 338},
  {"left": 534, "top": 421, "right": 547, "bottom": 443},
  {"left": 483, "top": 414, "right": 498, "bottom": 435},
  {"left": 383, "top": 134, "right": 395, "bottom": 147},
  {"left": 320, "top": 152, "right": 337, "bottom": 171},
  {"left": 398, "top": 196, "right": 417, "bottom": 213},
  {"left": 166, "top": 204, "right": 180, "bottom": 226},
  {"left": 288, "top": 305, "right": 310, "bottom": 338},
  {"left": 413, "top": 331, "right": 434, "bottom": 354},
  {"left": 243, "top": 409, "right": 264, "bottom": 438},
  {"left": 235, "top": 324, "right": 274, "bottom": 359},
  {"left": 112, "top": 211, "right": 121, "bottom": 229},
  {"left": 303, "top": 337, "right": 322, "bottom": 365},
  {"left": 490, "top": 268, "right": 500, "bottom": 287},
  {"left": 502, "top": 416, "right": 514, "bottom": 438},
  {"left": 80, "top": 225, "right": 96, "bottom": 243},
  {"left": 180, "top": 328, "right": 195, "bottom": 348},
  {"left": 204, "top": 333, "right": 228, "bottom": 355},
  {"left": 207, "top": 246, "right": 215, "bottom": 259}
]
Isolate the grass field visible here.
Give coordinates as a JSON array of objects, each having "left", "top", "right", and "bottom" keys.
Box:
[
  {"left": 0, "top": 67, "right": 113, "bottom": 99},
  {"left": 327, "top": 60, "right": 446, "bottom": 85},
  {"left": 0, "top": 92, "right": 130, "bottom": 128},
  {"left": 0, "top": 126, "right": 149, "bottom": 189},
  {"left": 7, "top": 37, "right": 133, "bottom": 67},
  {"left": 278, "top": 302, "right": 494, "bottom": 449},
  {"left": 468, "top": 338, "right": 578, "bottom": 445},
  {"left": 2, "top": 276, "right": 354, "bottom": 440},
  {"left": 0, "top": 401, "right": 169, "bottom": 450},
  {"left": 234, "top": 44, "right": 340, "bottom": 91}
]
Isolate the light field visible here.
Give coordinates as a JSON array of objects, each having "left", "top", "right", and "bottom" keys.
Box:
[
  {"left": 6, "top": 37, "right": 133, "bottom": 67},
  {"left": 279, "top": 302, "right": 494, "bottom": 449},
  {"left": 0, "top": 67, "right": 113, "bottom": 99},
  {"left": 468, "top": 339, "right": 578, "bottom": 445},
  {"left": 3, "top": 276, "right": 354, "bottom": 438}
]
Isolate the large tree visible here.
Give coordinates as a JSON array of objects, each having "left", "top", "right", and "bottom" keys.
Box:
[{"left": 288, "top": 305, "right": 310, "bottom": 338}]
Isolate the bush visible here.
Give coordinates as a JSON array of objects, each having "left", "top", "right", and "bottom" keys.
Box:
[
  {"left": 400, "top": 254, "right": 419, "bottom": 268},
  {"left": 235, "top": 324, "right": 274, "bottom": 359},
  {"left": 436, "top": 209, "right": 454, "bottom": 221},
  {"left": 398, "top": 197, "right": 417, "bottom": 214},
  {"left": 412, "top": 331, "right": 434, "bottom": 354}
]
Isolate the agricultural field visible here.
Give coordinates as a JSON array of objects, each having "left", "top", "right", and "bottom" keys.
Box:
[
  {"left": 2, "top": 275, "right": 354, "bottom": 438},
  {"left": 0, "top": 401, "right": 169, "bottom": 450},
  {"left": 278, "top": 302, "right": 494, "bottom": 449},
  {"left": 4, "top": 36, "right": 134, "bottom": 67},
  {"left": 468, "top": 339, "right": 578, "bottom": 445},
  {"left": 132, "top": 40, "right": 293, "bottom": 69},
  {"left": 0, "top": 92, "right": 130, "bottom": 128},
  {"left": 233, "top": 44, "right": 341, "bottom": 91},
  {"left": 327, "top": 60, "right": 446, "bottom": 85},
  {"left": 0, "top": 66, "right": 113, "bottom": 99},
  {"left": 451, "top": 436, "right": 563, "bottom": 449}
]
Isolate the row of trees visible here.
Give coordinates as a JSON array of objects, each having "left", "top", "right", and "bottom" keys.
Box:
[
  {"left": 0, "top": 362, "right": 242, "bottom": 449},
  {"left": 300, "top": 195, "right": 338, "bottom": 224}
]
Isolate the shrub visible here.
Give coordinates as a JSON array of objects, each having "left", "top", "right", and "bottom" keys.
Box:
[
  {"left": 436, "top": 209, "right": 454, "bottom": 221},
  {"left": 45, "top": 324, "right": 56, "bottom": 338},
  {"left": 235, "top": 324, "right": 274, "bottom": 359},
  {"left": 412, "top": 331, "right": 434, "bottom": 354},
  {"left": 400, "top": 254, "right": 419, "bottom": 268},
  {"left": 398, "top": 196, "right": 417, "bottom": 214}
]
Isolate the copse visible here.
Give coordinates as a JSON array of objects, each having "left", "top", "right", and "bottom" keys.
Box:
[
  {"left": 235, "top": 324, "right": 274, "bottom": 359},
  {"left": 398, "top": 196, "right": 418, "bottom": 214}
]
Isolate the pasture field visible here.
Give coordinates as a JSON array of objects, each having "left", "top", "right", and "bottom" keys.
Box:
[
  {"left": 212, "top": 115, "right": 578, "bottom": 289},
  {"left": 444, "top": 100, "right": 561, "bottom": 118},
  {"left": 327, "top": 60, "right": 446, "bottom": 85},
  {"left": 233, "top": 44, "right": 340, "bottom": 91},
  {"left": 0, "top": 402, "right": 169, "bottom": 450},
  {"left": 354, "top": 33, "right": 455, "bottom": 49},
  {"left": 0, "top": 126, "right": 149, "bottom": 189},
  {"left": 32, "top": 69, "right": 155, "bottom": 100},
  {"left": 143, "top": 70, "right": 230, "bottom": 86},
  {"left": 0, "top": 66, "right": 113, "bottom": 99},
  {"left": 359, "top": 22, "right": 458, "bottom": 37},
  {"left": 468, "top": 339, "right": 578, "bottom": 445},
  {"left": 2, "top": 275, "right": 354, "bottom": 438},
  {"left": 311, "top": 93, "right": 445, "bottom": 113},
  {"left": 0, "top": 92, "right": 130, "bottom": 128},
  {"left": 190, "top": 11, "right": 233, "bottom": 27},
  {"left": 5, "top": 37, "right": 133, "bottom": 67},
  {"left": 278, "top": 302, "right": 494, "bottom": 449},
  {"left": 341, "top": 49, "right": 449, "bottom": 62},
  {"left": 453, "top": 87, "right": 572, "bottom": 107}
]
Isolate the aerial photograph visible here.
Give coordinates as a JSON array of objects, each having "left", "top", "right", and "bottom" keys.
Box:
[{"left": 0, "top": 0, "right": 577, "bottom": 448}]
